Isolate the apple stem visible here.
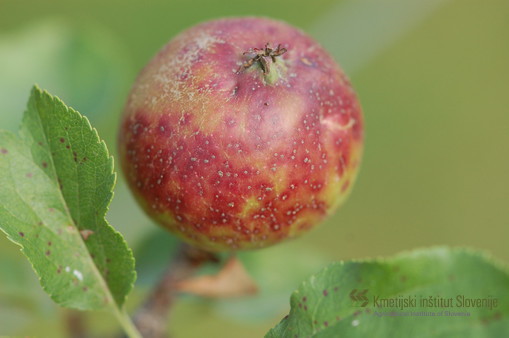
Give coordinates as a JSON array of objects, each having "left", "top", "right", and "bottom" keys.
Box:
[
  {"left": 132, "top": 243, "right": 219, "bottom": 337},
  {"left": 65, "top": 309, "right": 88, "bottom": 338}
]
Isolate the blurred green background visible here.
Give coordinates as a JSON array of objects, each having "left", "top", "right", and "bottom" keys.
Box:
[{"left": 0, "top": 0, "right": 508, "bottom": 337}]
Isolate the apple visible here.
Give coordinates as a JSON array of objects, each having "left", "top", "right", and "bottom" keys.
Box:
[{"left": 119, "top": 17, "right": 364, "bottom": 251}]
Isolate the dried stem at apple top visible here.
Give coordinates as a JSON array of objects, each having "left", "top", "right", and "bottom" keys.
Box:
[{"left": 132, "top": 243, "right": 219, "bottom": 338}]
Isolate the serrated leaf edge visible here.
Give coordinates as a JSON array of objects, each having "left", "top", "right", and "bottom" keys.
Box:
[
  {"left": 266, "top": 246, "right": 509, "bottom": 337},
  {"left": 31, "top": 85, "right": 137, "bottom": 309},
  {"left": 0, "top": 85, "right": 136, "bottom": 311}
]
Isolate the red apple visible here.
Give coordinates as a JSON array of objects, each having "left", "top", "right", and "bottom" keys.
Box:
[{"left": 119, "top": 17, "right": 364, "bottom": 251}]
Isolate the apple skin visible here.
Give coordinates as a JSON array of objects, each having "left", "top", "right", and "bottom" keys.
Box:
[{"left": 119, "top": 17, "right": 364, "bottom": 251}]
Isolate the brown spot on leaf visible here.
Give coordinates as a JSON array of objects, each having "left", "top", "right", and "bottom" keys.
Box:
[
  {"left": 0, "top": 148, "right": 7, "bottom": 154},
  {"left": 47, "top": 241, "right": 52, "bottom": 246},
  {"left": 80, "top": 229, "right": 94, "bottom": 240},
  {"left": 19, "top": 232, "right": 24, "bottom": 237},
  {"left": 45, "top": 250, "right": 51, "bottom": 256},
  {"left": 60, "top": 138, "right": 65, "bottom": 143},
  {"left": 57, "top": 266, "right": 62, "bottom": 274},
  {"left": 42, "top": 161, "right": 48, "bottom": 168},
  {"left": 26, "top": 173, "right": 33, "bottom": 178},
  {"left": 323, "top": 289, "right": 328, "bottom": 296}
]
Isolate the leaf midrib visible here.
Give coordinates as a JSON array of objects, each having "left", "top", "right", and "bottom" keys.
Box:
[{"left": 31, "top": 94, "right": 119, "bottom": 308}]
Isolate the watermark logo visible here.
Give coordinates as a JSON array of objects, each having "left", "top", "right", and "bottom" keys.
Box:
[{"left": 350, "top": 289, "right": 369, "bottom": 307}]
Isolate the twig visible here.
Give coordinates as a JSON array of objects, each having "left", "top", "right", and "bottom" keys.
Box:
[
  {"left": 133, "top": 242, "right": 218, "bottom": 338},
  {"left": 65, "top": 309, "right": 87, "bottom": 338}
]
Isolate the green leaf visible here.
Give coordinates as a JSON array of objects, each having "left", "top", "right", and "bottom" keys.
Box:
[
  {"left": 266, "top": 247, "right": 509, "bottom": 338},
  {"left": 0, "top": 86, "right": 135, "bottom": 310}
]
